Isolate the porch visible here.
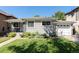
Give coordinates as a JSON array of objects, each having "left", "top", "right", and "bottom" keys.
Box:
[
  {"left": 11, "top": 22, "right": 24, "bottom": 32},
  {"left": 5, "top": 19, "right": 25, "bottom": 32}
]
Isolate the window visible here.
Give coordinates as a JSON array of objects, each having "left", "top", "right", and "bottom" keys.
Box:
[
  {"left": 2, "top": 27, "right": 5, "bottom": 31},
  {"left": 42, "top": 21, "right": 50, "bottom": 25},
  {"left": 71, "top": 13, "right": 74, "bottom": 17},
  {"left": 67, "top": 25, "right": 69, "bottom": 26},
  {"left": 57, "top": 25, "right": 59, "bottom": 26},
  {"left": 63, "top": 25, "right": 65, "bottom": 26},
  {"left": 13, "top": 23, "right": 18, "bottom": 27},
  {"left": 60, "top": 25, "right": 62, "bottom": 26},
  {"left": 7, "top": 27, "right": 10, "bottom": 30},
  {"left": 28, "top": 21, "right": 34, "bottom": 27}
]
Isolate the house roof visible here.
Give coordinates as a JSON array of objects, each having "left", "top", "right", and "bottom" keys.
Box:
[
  {"left": 22, "top": 17, "right": 56, "bottom": 21},
  {"left": 0, "top": 10, "right": 16, "bottom": 18},
  {"left": 5, "top": 19, "right": 25, "bottom": 23},
  {"left": 5, "top": 18, "right": 75, "bottom": 25},
  {"left": 5, "top": 17, "right": 57, "bottom": 23},
  {"left": 65, "top": 7, "right": 79, "bottom": 15}
]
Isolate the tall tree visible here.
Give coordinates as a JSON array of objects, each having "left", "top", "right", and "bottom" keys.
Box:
[{"left": 54, "top": 11, "right": 65, "bottom": 20}]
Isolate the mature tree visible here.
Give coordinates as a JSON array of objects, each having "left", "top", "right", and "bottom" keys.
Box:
[{"left": 54, "top": 11, "right": 65, "bottom": 20}]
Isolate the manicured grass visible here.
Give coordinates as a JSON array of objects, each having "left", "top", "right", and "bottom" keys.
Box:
[
  {"left": 0, "top": 32, "right": 79, "bottom": 53},
  {"left": 0, "top": 37, "right": 10, "bottom": 43},
  {"left": 0, "top": 37, "right": 79, "bottom": 53},
  {"left": 0, "top": 38, "right": 34, "bottom": 53}
]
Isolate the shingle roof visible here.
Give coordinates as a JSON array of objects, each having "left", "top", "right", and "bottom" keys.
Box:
[
  {"left": 0, "top": 10, "right": 16, "bottom": 18},
  {"left": 65, "top": 7, "right": 79, "bottom": 15},
  {"left": 5, "top": 19, "right": 25, "bottom": 23},
  {"left": 4, "top": 17, "right": 57, "bottom": 23},
  {"left": 22, "top": 17, "right": 56, "bottom": 21}
]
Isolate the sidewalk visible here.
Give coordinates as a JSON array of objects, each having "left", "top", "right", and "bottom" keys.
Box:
[{"left": 0, "top": 33, "right": 21, "bottom": 47}]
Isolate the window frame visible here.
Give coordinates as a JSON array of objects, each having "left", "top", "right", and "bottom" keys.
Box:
[
  {"left": 13, "top": 22, "right": 19, "bottom": 27},
  {"left": 28, "top": 21, "right": 34, "bottom": 27},
  {"left": 42, "top": 21, "right": 51, "bottom": 25}
]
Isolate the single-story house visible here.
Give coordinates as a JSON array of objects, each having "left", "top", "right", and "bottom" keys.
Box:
[{"left": 5, "top": 17, "right": 74, "bottom": 36}]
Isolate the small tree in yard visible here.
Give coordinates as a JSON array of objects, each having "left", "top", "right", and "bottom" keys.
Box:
[{"left": 53, "top": 11, "right": 65, "bottom": 20}]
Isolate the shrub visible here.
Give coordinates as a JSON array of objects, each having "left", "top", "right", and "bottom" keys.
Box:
[
  {"left": 8, "top": 32, "right": 16, "bottom": 37},
  {"left": 21, "top": 32, "right": 31, "bottom": 37},
  {"left": 41, "top": 34, "right": 50, "bottom": 38},
  {"left": 21, "top": 32, "right": 39, "bottom": 38}
]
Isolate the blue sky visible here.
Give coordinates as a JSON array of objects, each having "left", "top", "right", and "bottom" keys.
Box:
[{"left": 0, "top": 6, "right": 77, "bottom": 18}]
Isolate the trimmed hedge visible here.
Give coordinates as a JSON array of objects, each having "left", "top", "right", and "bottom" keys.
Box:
[
  {"left": 8, "top": 32, "right": 16, "bottom": 37},
  {"left": 21, "top": 32, "right": 39, "bottom": 38}
]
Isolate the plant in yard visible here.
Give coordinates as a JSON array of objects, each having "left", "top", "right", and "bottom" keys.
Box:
[
  {"left": 21, "top": 32, "right": 31, "bottom": 37},
  {"left": 21, "top": 32, "right": 39, "bottom": 38},
  {"left": 8, "top": 32, "right": 16, "bottom": 37}
]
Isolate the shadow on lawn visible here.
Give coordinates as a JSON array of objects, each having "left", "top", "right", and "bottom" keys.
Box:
[
  {"left": 8, "top": 43, "right": 36, "bottom": 53},
  {"left": 8, "top": 42, "right": 48, "bottom": 53},
  {"left": 53, "top": 38, "right": 79, "bottom": 53},
  {"left": 8, "top": 38, "right": 79, "bottom": 53}
]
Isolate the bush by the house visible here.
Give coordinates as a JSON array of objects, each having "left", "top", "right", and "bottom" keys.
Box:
[
  {"left": 8, "top": 32, "right": 16, "bottom": 37},
  {"left": 21, "top": 32, "right": 51, "bottom": 39},
  {"left": 21, "top": 32, "right": 39, "bottom": 38}
]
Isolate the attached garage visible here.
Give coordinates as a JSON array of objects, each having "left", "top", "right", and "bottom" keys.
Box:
[{"left": 54, "top": 21, "right": 74, "bottom": 36}]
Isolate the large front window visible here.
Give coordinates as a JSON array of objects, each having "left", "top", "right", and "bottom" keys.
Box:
[
  {"left": 42, "top": 21, "right": 50, "bottom": 25},
  {"left": 28, "top": 21, "right": 34, "bottom": 27}
]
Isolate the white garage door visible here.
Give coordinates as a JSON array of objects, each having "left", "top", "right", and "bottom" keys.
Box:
[{"left": 57, "top": 28, "right": 72, "bottom": 36}]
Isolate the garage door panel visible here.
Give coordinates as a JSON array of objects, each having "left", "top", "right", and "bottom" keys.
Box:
[{"left": 57, "top": 27, "right": 72, "bottom": 36}]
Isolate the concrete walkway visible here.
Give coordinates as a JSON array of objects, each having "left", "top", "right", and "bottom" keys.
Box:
[{"left": 0, "top": 33, "right": 21, "bottom": 47}]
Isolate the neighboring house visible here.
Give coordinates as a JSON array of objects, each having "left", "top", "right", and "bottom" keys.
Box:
[
  {"left": 65, "top": 7, "right": 79, "bottom": 33},
  {"left": 5, "top": 17, "right": 74, "bottom": 36},
  {"left": 0, "top": 10, "right": 16, "bottom": 34}
]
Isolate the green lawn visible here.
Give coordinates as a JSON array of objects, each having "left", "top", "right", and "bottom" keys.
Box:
[
  {"left": 0, "top": 37, "right": 79, "bottom": 53},
  {"left": 0, "top": 32, "right": 79, "bottom": 53},
  {"left": 0, "top": 38, "right": 37, "bottom": 53},
  {"left": 0, "top": 37, "right": 10, "bottom": 43},
  {"left": 0, "top": 39, "right": 26, "bottom": 53}
]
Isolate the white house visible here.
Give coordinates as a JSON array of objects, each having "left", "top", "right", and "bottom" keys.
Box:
[{"left": 5, "top": 17, "right": 74, "bottom": 36}]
